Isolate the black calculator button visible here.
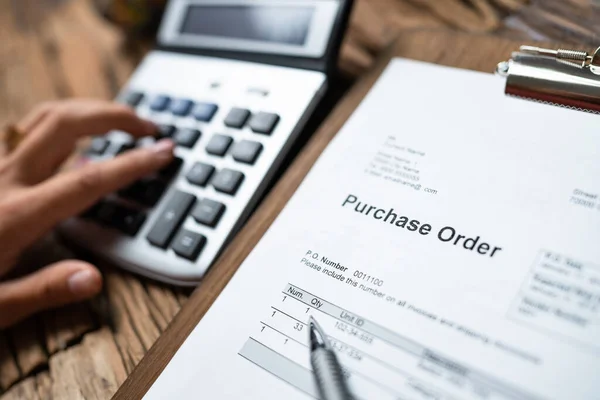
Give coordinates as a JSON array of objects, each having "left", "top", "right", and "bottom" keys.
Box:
[
  {"left": 149, "top": 95, "right": 170, "bottom": 111},
  {"left": 115, "top": 142, "right": 135, "bottom": 155},
  {"left": 193, "top": 103, "right": 218, "bottom": 122},
  {"left": 224, "top": 108, "right": 251, "bottom": 129},
  {"left": 170, "top": 99, "right": 194, "bottom": 116},
  {"left": 192, "top": 199, "right": 225, "bottom": 228},
  {"left": 231, "top": 140, "right": 263, "bottom": 165},
  {"left": 121, "top": 91, "right": 144, "bottom": 107},
  {"left": 186, "top": 162, "right": 215, "bottom": 187},
  {"left": 212, "top": 169, "right": 244, "bottom": 195},
  {"left": 87, "top": 137, "right": 109, "bottom": 155},
  {"left": 94, "top": 201, "right": 146, "bottom": 236},
  {"left": 173, "top": 128, "right": 201, "bottom": 148},
  {"left": 147, "top": 190, "right": 196, "bottom": 248},
  {"left": 249, "top": 112, "right": 279, "bottom": 135},
  {"left": 120, "top": 212, "right": 147, "bottom": 236},
  {"left": 157, "top": 124, "right": 176, "bottom": 139},
  {"left": 205, "top": 134, "right": 233, "bottom": 156},
  {"left": 119, "top": 178, "right": 167, "bottom": 207},
  {"left": 158, "top": 156, "right": 183, "bottom": 179},
  {"left": 171, "top": 229, "right": 206, "bottom": 261}
]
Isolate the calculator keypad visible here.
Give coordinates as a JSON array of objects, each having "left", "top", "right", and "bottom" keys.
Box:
[{"left": 72, "top": 72, "right": 305, "bottom": 285}]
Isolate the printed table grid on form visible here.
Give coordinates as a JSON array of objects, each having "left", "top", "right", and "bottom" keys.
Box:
[{"left": 238, "top": 284, "right": 539, "bottom": 400}]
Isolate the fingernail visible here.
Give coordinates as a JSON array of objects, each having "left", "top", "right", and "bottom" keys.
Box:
[
  {"left": 150, "top": 139, "right": 174, "bottom": 159},
  {"left": 68, "top": 269, "right": 98, "bottom": 296}
]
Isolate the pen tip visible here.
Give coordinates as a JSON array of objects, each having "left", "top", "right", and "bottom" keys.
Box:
[{"left": 308, "top": 316, "right": 329, "bottom": 351}]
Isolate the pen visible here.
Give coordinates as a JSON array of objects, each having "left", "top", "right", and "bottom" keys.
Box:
[{"left": 308, "top": 316, "right": 354, "bottom": 400}]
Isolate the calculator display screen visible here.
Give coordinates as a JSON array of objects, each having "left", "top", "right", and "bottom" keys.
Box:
[{"left": 180, "top": 5, "right": 315, "bottom": 46}]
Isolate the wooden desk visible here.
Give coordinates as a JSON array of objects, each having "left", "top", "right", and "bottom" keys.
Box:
[{"left": 0, "top": 0, "right": 598, "bottom": 399}]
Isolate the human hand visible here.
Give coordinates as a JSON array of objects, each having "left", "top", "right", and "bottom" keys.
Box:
[{"left": 0, "top": 99, "right": 174, "bottom": 328}]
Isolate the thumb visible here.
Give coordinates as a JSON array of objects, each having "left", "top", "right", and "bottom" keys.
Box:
[{"left": 0, "top": 260, "right": 103, "bottom": 329}]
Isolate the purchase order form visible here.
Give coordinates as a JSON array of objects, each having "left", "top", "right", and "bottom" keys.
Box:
[{"left": 145, "top": 60, "right": 600, "bottom": 400}]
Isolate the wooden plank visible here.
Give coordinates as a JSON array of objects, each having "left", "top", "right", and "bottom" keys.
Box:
[
  {"left": 1, "top": 376, "right": 40, "bottom": 400},
  {"left": 48, "top": 328, "right": 127, "bottom": 400},
  {"left": 104, "top": 271, "right": 157, "bottom": 374},
  {"left": 43, "top": 303, "right": 96, "bottom": 355},
  {"left": 113, "top": 30, "right": 536, "bottom": 400},
  {"left": 9, "top": 319, "right": 47, "bottom": 377},
  {"left": 0, "top": 333, "right": 20, "bottom": 391},
  {"left": 144, "top": 283, "right": 182, "bottom": 332},
  {"left": 35, "top": 372, "right": 51, "bottom": 400}
]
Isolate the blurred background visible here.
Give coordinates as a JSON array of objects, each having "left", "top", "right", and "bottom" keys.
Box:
[{"left": 1, "top": 0, "right": 599, "bottom": 127}]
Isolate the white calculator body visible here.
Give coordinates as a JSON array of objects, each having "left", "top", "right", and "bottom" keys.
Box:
[{"left": 59, "top": 0, "right": 353, "bottom": 286}]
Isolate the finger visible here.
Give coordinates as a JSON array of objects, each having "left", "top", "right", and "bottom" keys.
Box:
[
  {"left": 11, "top": 99, "right": 156, "bottom": 184},
  {"left": 0, "top": 260, "right": 102, "bottom": 329},
  {"left": 23, "top": 139, "right": 174, "bottom": 237},
  {"left": 17, "top": 101, "right": 55, "bottom": 132}
]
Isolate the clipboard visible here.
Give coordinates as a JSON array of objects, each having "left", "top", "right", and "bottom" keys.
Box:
[{"left": 113, "top": 30, "right": 588, "bottom": 399}]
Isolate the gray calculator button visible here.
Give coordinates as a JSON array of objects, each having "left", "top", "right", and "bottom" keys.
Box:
[
  {"left": 248, "top": 112, "right": 279, "bottom": 135},
  {"left": 192, "top": 199, "right": 226, "bottom": 227},
  {"left": 186, "top": 162, "right": 215, "bottom": 187},
  {"left": 224, "top": 107, "right": 251, "bottom": 129},
  {"left": 146, "top": 191, "right": 196, "bottom": 248},
  {"left": 212, "top": 169, "right": 244, "bottom": 195},
  {"left": 206, "top": 134, "right": 233, "bottom": 156},
  {"left": 173, "top": 128, "right": 201, "bottom": 148},
  {"left": 231, "top": 140, "right": 263, "bottom": 165},
  {"left": 171, "top": 229, "right": 206, "bottom": 261}
]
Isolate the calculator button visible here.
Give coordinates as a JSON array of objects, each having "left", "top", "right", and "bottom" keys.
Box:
[
  {"left": 149, "top": 95, "right": 171, "bottom": 111},
  {"left": 115, "top": 142, "right": 135, "bottom": 155},
  {"left": 158, "top": 156, "right": 183, "bottom": 179},
  {"left": 205, "top": 134, "right": 233, "bottom": 156},
  {"left": 119, "top": 178, "right": 167, "bottom": 207},
  {"left": 193, "top": 103, "right": 219, "bottom": 122},
  {"left": 249, "top": 112, "right": 280, "bottom": 135},
  {"left": 231, "top": 140, "right": 263, "bottom": 165},
  {"left": 87, "top": 137, "right": 109, "bottom": 155},
  {"left": 94, "top": 201, "right": 146, "bottom": 236},
  {"left": 224, "top": 108, "right": 251, "bottom": 129},
  {"left": 120, "top": 91, "right": 144, "bottom": 107},
  {"left": 192, "top": 199, "right": 225, "bottom": 228},
  {"left": 171, "top": 229, "right": 206, "bottom": 261},
  {"left": 212, "top": 169, "right": 244, "bottom": 195},
  {"left": 147, "top": 190, "right": 196, "bottom": 248},
  {"left": 157, "top": 124, "right": 176, "bottom": 139},
  {"left": 170, "top": 99, "right": 194, "bottom": 116},
  {"left": 186, "top": 162, "right": 215, "bottom": 187},
  {"left": 173, "top": 128, "right": 201, "bottom": 148},
  {"left": 120, "top": 211, "right": 147, "bottom": 236}
]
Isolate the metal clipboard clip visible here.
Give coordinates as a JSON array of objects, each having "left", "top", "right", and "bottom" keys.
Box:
[{"left": 496, "top": 46, "right": 600, "bottom": 113}]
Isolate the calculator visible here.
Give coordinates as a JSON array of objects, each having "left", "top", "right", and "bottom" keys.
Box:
[{"left": 59, "top": 0, "right": 353, "bottom": 286}]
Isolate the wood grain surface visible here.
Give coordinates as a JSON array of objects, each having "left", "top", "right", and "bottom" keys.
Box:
[{"left": 0, "top": 0, "right": 598, "bottom": 399}]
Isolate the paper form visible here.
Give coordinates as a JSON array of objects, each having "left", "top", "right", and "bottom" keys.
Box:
[{"left": 145, "top": 59, "right": 600, "bottom": 400}]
